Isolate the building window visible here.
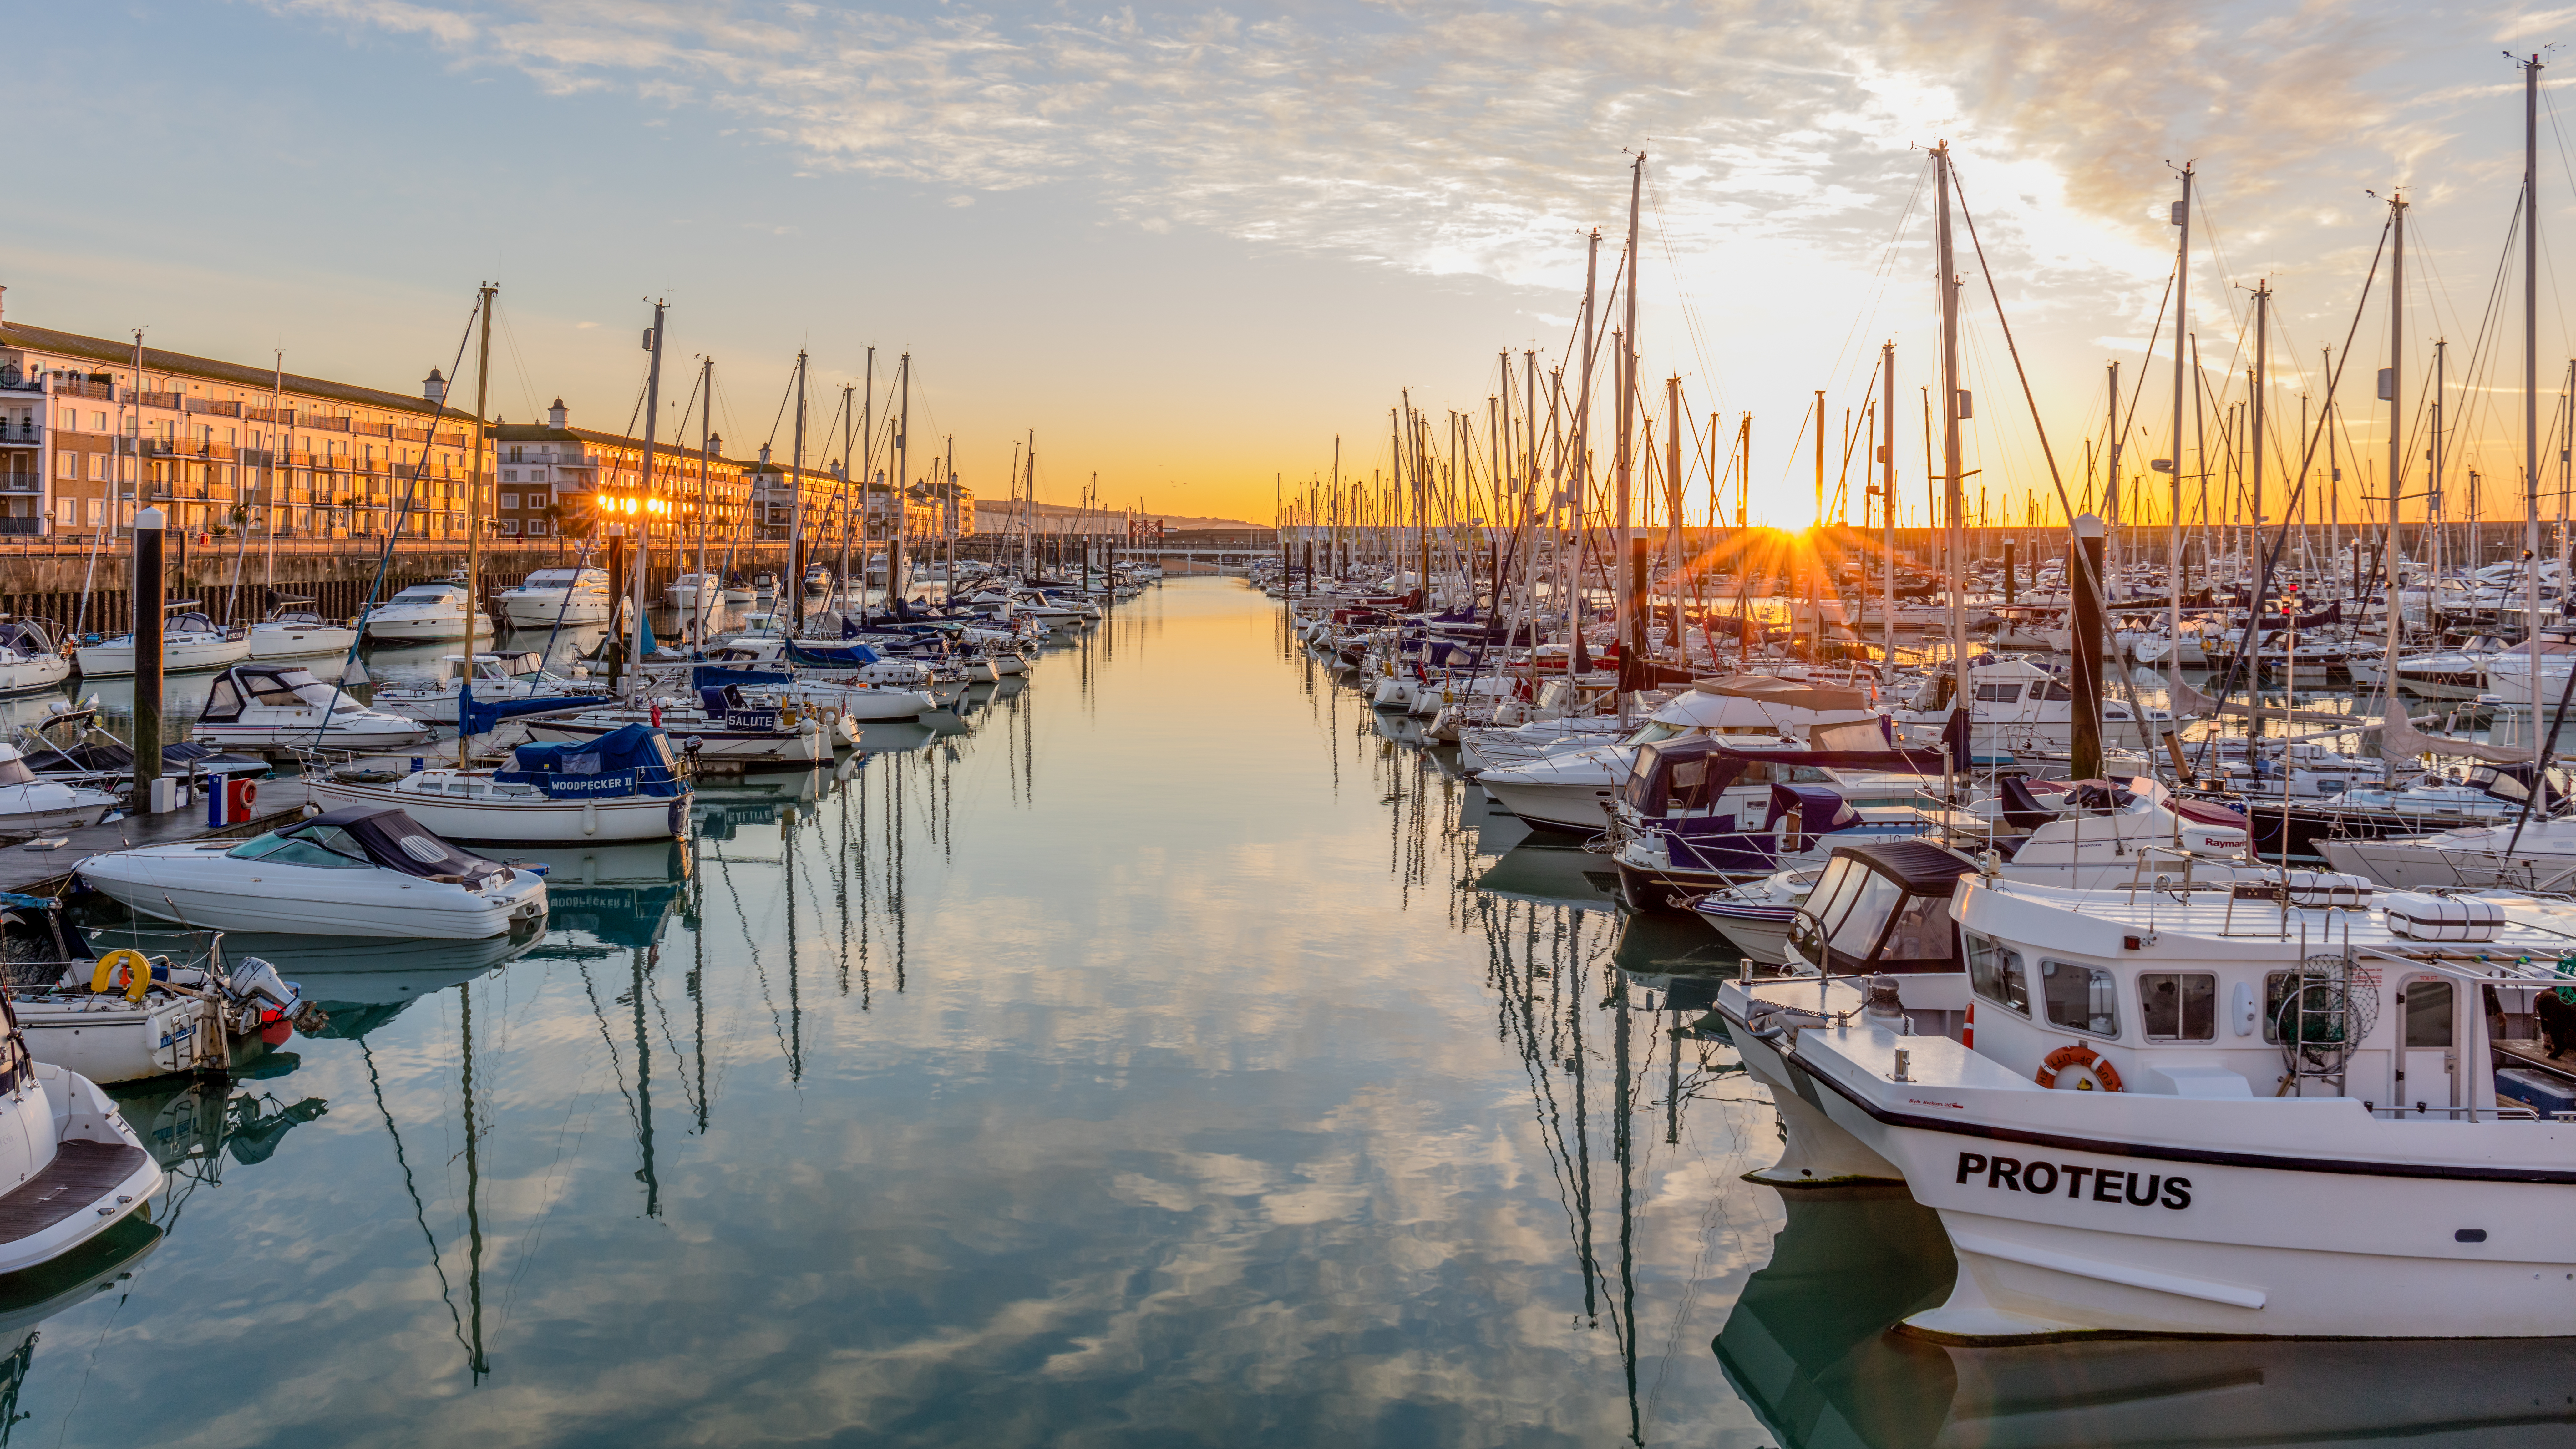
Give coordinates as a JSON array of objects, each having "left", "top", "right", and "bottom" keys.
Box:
[
  {"left": 53, "top": 498, "right": 76, "bottom": 526},
  {"left": 499, "top": 493, "right": 519, "bottom": 511},
  {"left": 91, "top": 411, "right": 107, "bottom": 432},
  {"left": 54, "top": 451, "right": 72, "bottom": 479},
  {"left": 499, "top": 519, "right": 520, "bottom": 536}
]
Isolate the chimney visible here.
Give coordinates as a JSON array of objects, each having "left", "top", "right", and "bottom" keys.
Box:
[
  {"left": 422, "top": 367, "right": 446, "bottom": 404},
  {"left": 0, "top": 284, "right": 9, "bottom": 328},
  {"left": 548, "top": 397, "right": 567, "bottom": 429}
]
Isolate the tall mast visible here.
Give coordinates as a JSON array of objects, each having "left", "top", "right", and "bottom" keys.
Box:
[
  {"left": 839, "top": 381, "right": 855, "bottom": 608},
  {"left": 1882, "top": 341, "right": 1897, "bottom": 666},
  {"left": 2252, "top": 279, "right": 2269, "bottom": 593},
  {"left": 2527, "top": 51, "right": 2547, "bottom": 762},
  {"left": 1935, "top": 143, "right": 1969, "bottom": 691},
  {"left": 2383, "top": 193, "right": 2408, "bottom": 699},
  {"left": 464, "top": 283, "right": 494, "bottom": 760},
  {"left": 1570, "top": 228, "right": 1602, "bottom": 666},
  {"left": 697, "top": 356, "right": 713, "bottom": 597},
  {"left": 894, "top": 352, "right": 911, "bottom": 610},
  {"left": 1814, "top": 388, "right": 1826, "bottom": 526},
  {"left": 861, "top": 347, "right": 875, "bottom": 601},
  {"left": 789, "top": 348, "right": 808, "bottom": 633},
  {"left": 1616, "top": 152, "right": 1645, "bottom": 677},
  {"left": 2168, "top": 164, "right": 2191, "bottom": 675},
  {"left": 632, "top": 299, "right": 664, "bottom": 692}
]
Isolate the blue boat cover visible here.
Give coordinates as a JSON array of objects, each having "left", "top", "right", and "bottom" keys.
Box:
[
  {"left": 456, "top": 672, "right": 614, "bottom": 737},
  {"left": 784, "top": 638, "right": 881, "bottom": 667},
  {"left": 495, "top": 723, "right": 685, "bottom": 798},
  {"left": 692, "top": 664, "right": 793, "bottom": 690}
]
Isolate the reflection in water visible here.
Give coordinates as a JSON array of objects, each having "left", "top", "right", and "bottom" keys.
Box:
[{"left": 1714, "top": 1186, "right": 2576, "bottom": 1447}]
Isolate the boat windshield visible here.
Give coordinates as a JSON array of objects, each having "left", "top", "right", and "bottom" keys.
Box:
[
  {"left": 226, "top": 828, "right": 374, "bottom": 868},
  {"left": 523, "top": 570, "right": 581, "bottom": 586},
  {"left": 390, "top": 586, "right": 458, "bottom": 603}
]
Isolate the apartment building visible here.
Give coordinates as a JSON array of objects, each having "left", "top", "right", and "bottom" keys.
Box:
[
  {"left": 493, "top": 399, "right": 753, "bottom": 552},
  {"left": 0, "top": 289, "right": 485, "bottom": 540}
]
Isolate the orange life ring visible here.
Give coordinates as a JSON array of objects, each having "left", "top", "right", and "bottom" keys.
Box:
[{"left": 2035, "top": 1042, "right": 2124, "bottom": 1092}]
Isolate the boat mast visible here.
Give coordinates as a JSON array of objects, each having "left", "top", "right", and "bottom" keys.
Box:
[
  {"left": 789, "top": 349, "right": 808, "bottom": 634},
  {"left": 463, "top": 283, "right": 494, "bottom": 764},
  {"left": 895, "top": 352, "right": 911, "bottom": 611},
  {"left": 1616, "top": 152, "right": 1645, "bottom": 682},
  {"left": 697, "top": 356, "right": 713, "bottom": 604},
  {"left": 1935, "top": 143, "right": 1969, "bottom": 698},
  {"left": 2381, "top": 193, "right": 2408, "bottom": 710},
  {"left": 1883, "top": 340, "right": 1897, "bottom": 666},
  {"left": 2526, "top": 51, "right": 2547, "bottom": 762},
  {"left": 632, "top": 300, "right": 665, "bottom": 694},
  {"left": 266, "top": 349, "right": 283, "bottom": 596},
  {"left": 2168, "top": 164, "right": 2192, "bottom": 683},
  {"left": 2252, "top": 277, "right": 2269, "bottom": 609}
]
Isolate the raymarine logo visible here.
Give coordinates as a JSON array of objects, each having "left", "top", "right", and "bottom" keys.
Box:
[{"left": 1956, "top": 1151, "right": 2191, "bottom": 1210}]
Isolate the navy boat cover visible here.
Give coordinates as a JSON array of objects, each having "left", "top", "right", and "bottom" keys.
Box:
[{"left": 494, "top": 723, "right": 684, "bottom": 798}]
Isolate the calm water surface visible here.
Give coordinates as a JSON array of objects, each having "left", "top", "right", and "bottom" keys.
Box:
[{"left": 19, "top": 579, "right": 2574, "bottom": 1447}]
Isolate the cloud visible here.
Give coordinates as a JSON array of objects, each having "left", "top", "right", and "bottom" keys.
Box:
[{"left": 244, "top": 0, "right": 2433, "bottom": 301}]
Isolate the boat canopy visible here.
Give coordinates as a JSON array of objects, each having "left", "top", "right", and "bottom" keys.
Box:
[
  {"left": 199, "top": 666, "right": 337, "bottom": 722},
  {"left": 497, "top": 723, "right": 683, "bottom": 799},
  {"left": 1623, "top": 712, "right": 1967, "bottom": 820},
  {"left": 1793, "top": 839, "right": 1980, "bottom": 976},
  {"left": 293, "top": 807, "right": 510, "bottom": 888},
  {"left": 784, "top": 638, "right": 881, "bottom": 668}
]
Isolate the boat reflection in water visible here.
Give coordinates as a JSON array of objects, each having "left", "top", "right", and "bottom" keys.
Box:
[
  {"left": 0, "top": 1215, "right": 165, "bottom": 1430},
  {"left": 1715, "top": 1187, "right": 2576, "bottom": 1447}
]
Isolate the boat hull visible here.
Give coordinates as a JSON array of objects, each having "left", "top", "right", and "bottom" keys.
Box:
[
  {"left": 76, "top": 848, "right": 549, "bottom": 938},
  {"left": 0, "top": 1066, "right": 164, "bottom": 1274},
  {"left": 248, "top": 624, "right": 359, "bottom": 659},
  {"left": 76, "top": 636, "right": 251, "bottom": 676},
  {"left": 305, "top": 778, "right": 687, "bottom": 844}
]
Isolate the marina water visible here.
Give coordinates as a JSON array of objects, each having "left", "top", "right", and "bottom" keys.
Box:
[{"left": 17, "top": 579, "right": 2572, "bottom": 1446}]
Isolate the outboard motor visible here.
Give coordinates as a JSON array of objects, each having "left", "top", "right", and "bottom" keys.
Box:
[{"left": 228, "top": 956, "right": 297, "bottom": 1011}]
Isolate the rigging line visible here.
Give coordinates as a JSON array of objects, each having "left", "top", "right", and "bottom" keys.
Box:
[
  {"left": 762, "top": 357, "right": 797, "bottom": 453},
  {"left": 2188, "top": 215, "right": 2392, "bottom": 763},
  {"left": 362, "top": 1037, "right": 471, "bottom": 1362},
  {"left": 1641, "top": 161, "right": 1723, "bottom": 412},
  {"left": 491, "top": 296, "right": 545, "bottom": 427},
  {"left": 1806, "top": 156, "right": 1935, "bottom": 409}
]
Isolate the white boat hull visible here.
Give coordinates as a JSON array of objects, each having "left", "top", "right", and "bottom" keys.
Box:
[
  {"left": 305, "top": 778, "right": 687, "bottom": 843},
  {"left": 249, "top": 624, "right": 359, "bottom": 659},
  {"left": 0, "top": 1065, "right": 163, "bottom": 1274},
  {"left": 13, "top": 994, "right": 228, "bottom": 1083},
  {"left": 498, "top": 595, "right": 614, "bottom": 626},
  {"left": 77, "top": 847, "right": 549, "bottom": 938},
  {"left": 364, "top": 614, "right": 492, "bottom": 642},
  {"left": 77, "top": 635, "right": 251, "bottom": 676}
]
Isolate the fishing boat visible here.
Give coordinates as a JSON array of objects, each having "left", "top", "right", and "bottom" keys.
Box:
[
  {"left": 1718, "top": 860, "right": 2576, "bottom": 1341},
  {"left": 246, "top": 599, "right": 358, "bottom": 660},
  {"left": 75, "top": 807, "right": 550, "bottom": 938},
  {"left": 306, "top": 723, "right": 692, "bottom": 844},
  {"left": 74, "top": 604, "right": 251, "bottom": 676},
  {"left": 360, "top": 581, "right": 492, "bottom": 643},
  {"left": 496, "top": 566, "right": 617, "bottom": 627},
  {"left": 188, "top": 663, "right": 436, "bottom": 751}
]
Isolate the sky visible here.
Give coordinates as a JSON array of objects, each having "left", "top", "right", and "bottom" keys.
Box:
[{"left": 14, "top": 1, "right": 2576, "bottom": 528}]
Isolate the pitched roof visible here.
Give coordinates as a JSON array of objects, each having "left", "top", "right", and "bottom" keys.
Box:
[{"left": 0, "top": 321, "right": 465, "bottom": 418}]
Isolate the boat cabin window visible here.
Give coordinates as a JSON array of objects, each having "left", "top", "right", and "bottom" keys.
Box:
[
  {"left": 225, "top": 830, "right": 372, "bottom": 869},
  {"left": 1877, "top": 892, "right": 1954, "bottom": 964},
  {"left": 1974, "top": 683, "right": 2022, "bottom": 702},
  {"left": 247, "top": 675, "right": 306, "bottom": 706},
  {"left": 2139, "top": 973, "right": 2217, "bottom": 1041},
  {"left": 2035, "top": 680, "right": 2074, "bottom": 702},
  {"left": 1964, "top": 930, "right": 2031, "bottom": 1015},
  {"left": 2038, "top": 960, "right": 2119, "bottom": 1038},
  {"left": 204, "top": 677, "right": 243, "bottom": 716},
  {"left": 1827, "top": 871, "right": 1903, "bottom": 956},
  {"left": 2403, "top": 980, "right": 2455, "bottom": 1047},
  {"left": 1804, "top": 858, "right": 1865, "bottom": 936}
]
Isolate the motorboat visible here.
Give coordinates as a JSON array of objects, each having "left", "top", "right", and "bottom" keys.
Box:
[
  {"left": 0, "top": 620, "right": 72, "bottom": 697},
  {"left": 74, "top": 604, "right": 252, "bottom": 676},
  {"left": 307, "top": 724, "right": 692, "bottom": 844},
  {"left": 1, "top": 907, "right": 318, "bottom": 1083},
  {"left": 246, "top": 599, "right": 358, "bottom": 660},
  {"left": 12, "top": 705, "right": 266, "bottom": 797},
  {"left": 0, "top": 742, "right": 116, "bottom": 832},
  {"left": 666, "top": 572, "right": 725, "bottom": 615},
  {"left": 366, "top": 651, "right": 610, "bottom": 726},
  {"left": 75, "top": 806, "right": 550, "bottom": 938},
  {"left": 189, "top": 663, "right": 436, "bottom": 751},
  {"left": 360, "top": 581, "right": 492, "bottom": 642},
  {"left": 2321, "top": 815, "right": 2576, "bottom": 891},
  {"left": 494, "top": 567, "right": 616, "bottom": 627},
  {"left": 0, "top": 1040, "right": 162, "bottom": 1274},
  {"left": 1714, "top": 849, "right": 2576, "bottom": 1340}
]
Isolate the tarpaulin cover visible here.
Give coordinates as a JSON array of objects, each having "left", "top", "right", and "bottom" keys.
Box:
[
  {"left": 457, "top": 675, "right": 614, "bottom": 737},
  {"left": 785, "top": 638, "right": 882, "bottom": 668},
  {"left": 297, "top": 807, "right": 511, "bottom": 888},
  {"left": 496, "top": 723, "right": 684, "bottom": 799},
  {"left": 1762, "top": 783, "right": 1859, "bottom": 835},
  {"left": 691, "top": 665, "right": 792, "bottom": 691}
]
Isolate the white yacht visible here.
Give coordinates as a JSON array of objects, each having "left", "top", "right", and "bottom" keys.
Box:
[
  {"left": 76, "top": 806, "right": 550, "bottom": 938},
  {"left": 246, "top": 600, "right": 358, "bottom": 660},
  {"left": 188, "top": 663, "right": 436, "bottom": 751},
  {"left": 361, "top": 582, "right": 492, "bottom": 643},
  {"left": 76, "top": 605, "right": 251, "bottom": 676},
  {"left": 0, "top": 620, "right": 72, "bottom": 696},
  {"left": 367, "top": 652, "right": 608, "bottom": 724},
  {"left": 495, "top": 567, "right": 616, "bottom": 627}
]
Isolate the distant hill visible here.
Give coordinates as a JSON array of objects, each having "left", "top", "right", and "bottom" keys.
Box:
[{"left": 973, "top": 500, "right": 1260, "bottom": 532}]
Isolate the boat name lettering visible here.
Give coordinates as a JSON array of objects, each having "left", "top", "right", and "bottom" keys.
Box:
[
  {"left": 1954, "top": 1151, "right": 2190, "bottom": 1209},
  {"left": 1905, "top": 1097, "right": 1966, "bottom": 1110}
]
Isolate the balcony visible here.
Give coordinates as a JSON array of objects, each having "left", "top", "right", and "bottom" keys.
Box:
[
  {"left": 184, "top": 398, "right": 242, "bottom": 417},
  {"left": 303, "top": 415, "right": 351, "bottom": 433},
  {"left": 51, "top": 379, "right": 115, "bottom": 402},
  {"left": 133, "top": 390, "right": 181, "bottom": 411},
  {"left": 0, "top": 472, "right": 38, "bottom": 494}
]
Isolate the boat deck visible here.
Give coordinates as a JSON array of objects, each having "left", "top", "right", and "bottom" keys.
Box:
[
  {"left": 0, "top": 803, "right": 307, "bottom": 898},
  {"left": 0, "top": 1141, "right": 146, "bottom": 1243}
]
